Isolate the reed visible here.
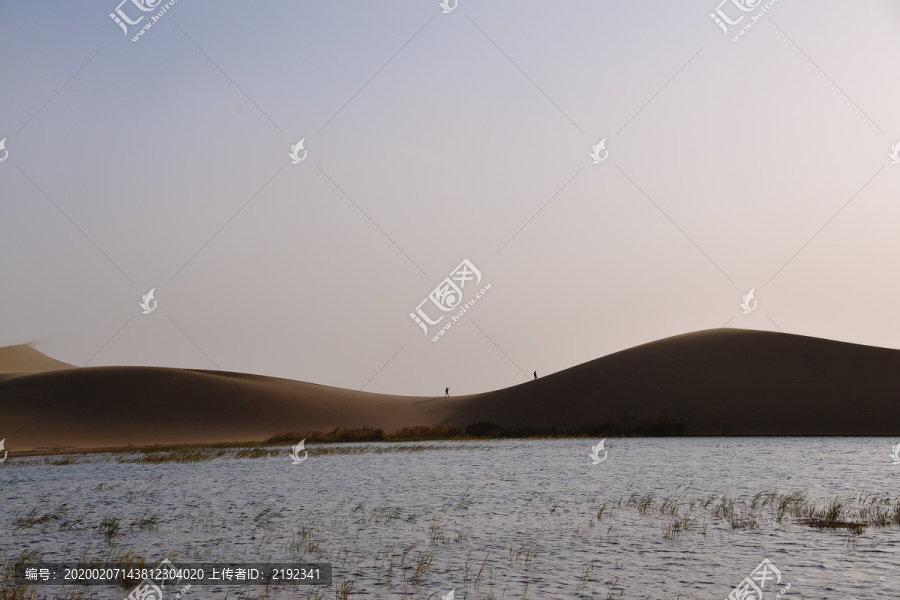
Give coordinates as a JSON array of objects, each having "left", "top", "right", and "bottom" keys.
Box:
[
  {"left": 97, "top": 515, "right": 121, "bottom": 542},
  {"left": 661, "top": 516, "right": 693, "bottom": 540},
  {"left": 409, "top": 552, "right": 433, "bottom": 586},
  {"left": 12, "top": 510, "right": 59, "bottom": 532},
  {"left": 429, "top": 520, "right": 446, "bottom": 544},
  {"left": 130, "top": 512, "right": 159, "bottom": 532}
]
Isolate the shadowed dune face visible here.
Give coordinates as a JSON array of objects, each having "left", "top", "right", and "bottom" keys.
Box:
[
  {"left": 2, "top": 329, "right": 900, "bottom": 450},
  {"left": 0, "top": 365, "right": 459, "bottom": 450},
  {"left": 445, "top": 329, "right": 900, "bottom": 435}
]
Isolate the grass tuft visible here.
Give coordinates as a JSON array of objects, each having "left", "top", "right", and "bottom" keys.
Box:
[{"left": 97, "top": 516, "right": 121, "bottom": 542}]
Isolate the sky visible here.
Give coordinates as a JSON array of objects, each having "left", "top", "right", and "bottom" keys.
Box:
[{"left": 1, "top": 0, "right": 899, "bottom": 396}]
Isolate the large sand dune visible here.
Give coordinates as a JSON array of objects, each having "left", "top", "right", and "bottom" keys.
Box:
[
  {"left": 444, "top": 328, "right": 900, "bottom": 436},
  {"left": 2, "top": 329, "right": 899, "bottom": 451}
]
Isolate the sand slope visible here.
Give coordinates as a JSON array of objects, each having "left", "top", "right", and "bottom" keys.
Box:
[
  {"left": 443, "top": 328, "right": 900, "bottom": 435},
  {"left": 0, "top": 366, "right": 460, "bottom": 450},
  {"left": 2, "top": 329, "right": 899, "bottom": 450},
  {"left": 0, "top": 344, "right": 74, "bottom": 374}
]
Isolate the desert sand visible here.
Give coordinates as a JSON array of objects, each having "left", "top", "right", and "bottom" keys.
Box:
[
  {"left": 0, "top": 344, "right": 74, "bottom": 373},
  {"left": 2, "top": 329, "right": 899, "bottom": 451}
]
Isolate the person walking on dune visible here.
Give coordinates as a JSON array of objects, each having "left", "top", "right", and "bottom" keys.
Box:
[
  {"left": 534, "top": 371, "right": 537, "bottom": 380},
  {"left": 445, "top": 387, "right": 449, "bottom": 397}
]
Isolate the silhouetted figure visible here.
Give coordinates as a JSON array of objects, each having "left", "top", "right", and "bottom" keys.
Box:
[
  {"left": 445, "top": 387, "right": 449, "bottom": 397},
  {"left": 534, "top": 371, "right": 537, "bottom": 380}
]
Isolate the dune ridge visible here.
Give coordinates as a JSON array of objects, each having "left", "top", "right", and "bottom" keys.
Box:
[{"left": 1, "top": 329, "right": 899, "bottom": 451}]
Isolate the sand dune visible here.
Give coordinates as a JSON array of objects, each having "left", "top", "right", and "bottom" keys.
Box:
[
  {"left": 0, "top": 344, "right": 74, "bottom": 374},
  {"left": 444, "top": 328, "right": 900, "bottom": 435},
  {"left": 0, "top": 366, "right": 461, "bottom": 450},
  {"left": 2, "top": 329, "right": 899, "bottom": 451}
]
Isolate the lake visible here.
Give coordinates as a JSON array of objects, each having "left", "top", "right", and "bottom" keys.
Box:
[{"left": 2, "top": 437, "right": 898, "bottom": 599}]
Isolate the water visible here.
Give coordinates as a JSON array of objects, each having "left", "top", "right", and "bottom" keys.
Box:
[{"left": 2, "top": 437, "right": 899, "bottom": 599}]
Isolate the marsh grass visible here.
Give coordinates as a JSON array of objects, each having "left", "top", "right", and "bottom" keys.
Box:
[
  {"left": 510, "top": 544, "right": 540, "bottom": 567},
  {"left": 356, "top": 506, "right": 403, "bottom": 525},
  {"left": 97, "top": 516, "right": 121, "bottom": 542},
  {"left": 335, "top": 577, "right": 354, "bottom": 600},
  {"left": 856, "top": 492, "right": 900, "bottom": 528},
  {"left": 235, "top": 448, "right": 280, "bottom": 459},
  {"left": 615, "top": 489, "right": 896, "bottom": 538},
  {"left": 58, "top": 512, "right": 89, "bottom": 533},
  {"left": 409, "top": 552, "right": 433, "bottom": 586},
  {"left": 453, "top": 491, "right": 473, "bottom": 511},
  {"left": 253, "top": 508, "right": 284, "bottom": 529},
  {"left": 729, "top": 513, "right": 759, "bottom": 530},
  {"left": 130, "top": 512, "right": 159, "bottom": 532},
  {"left": 128, "top": 448, "right": 222, "bottom": 463},
  {"left": 429, "top": 520, "right": 446, "bottom": 544},
  {"left": 268, "top": 428, "right": 389, "bottom": 444},
  {"left": 801, "top": 497, "right": 867, "bottom": 534},
  {"left": 774, "top": 492, "right": 807, "bottom": 522},
  {"left": 12, "top": 510, "right": 59, "bottom": 532},
  {"left": 474, "top": 551, "right": 490, "bottom": 589},
  {"left": 624, "top": 493, "right": 654, "bottom": 514},
  {"left": 268, "top": 423, "right": 659, "bottom": 445},
  {"left": 661, "top": 516, "right": 693, "bottom": 540},
  {"left": 659, "top": 495, "right": 680, "bottom": 516},
  {"left": 101, "top": 442, "right": 500, "bottom": 464},
  {"left": 577, "top": 562, "right": 594, "bottom": 595}
]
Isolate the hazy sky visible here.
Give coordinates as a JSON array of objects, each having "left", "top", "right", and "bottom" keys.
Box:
[{"left": 1, "top": 0, "right": 899, "bottom": 396}]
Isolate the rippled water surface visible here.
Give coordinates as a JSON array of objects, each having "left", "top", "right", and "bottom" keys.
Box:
[{"left": 2, "top": 437, "right": 899, "bottom": 599}]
